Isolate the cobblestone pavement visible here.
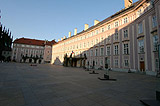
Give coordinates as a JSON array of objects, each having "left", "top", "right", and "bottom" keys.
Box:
[{"left": 0, "top": 63, "right": 158, "bottom": 106}]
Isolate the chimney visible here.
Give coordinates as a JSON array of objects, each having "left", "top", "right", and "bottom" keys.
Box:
[
  {"left": 68, "top": 32, "right": 71, "bottom": 38},
  {"left": 84, "top": 24, "right": 89, "bottom": 31},
  {"left": 94, "top": 20, "right": 100, "bottom": 25},
  {"left": 64, "top": 36, "right": 66, "bottom": 39},
  {"left": 124, "top": 0, "right": 133, "bottom": 8},
  {"left": 58, "top": 39, "right": 60, "bottom": 42},
  {"left": 74, "top": 28, "right": 77, "bottom": 35},
  {"left": 61, "top": 37, "right": 63, "bottom": 41}
]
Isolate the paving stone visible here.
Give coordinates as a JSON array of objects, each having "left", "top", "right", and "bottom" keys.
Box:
[{"left": 0, "top": 63, "right": 157, "bottom": 106}]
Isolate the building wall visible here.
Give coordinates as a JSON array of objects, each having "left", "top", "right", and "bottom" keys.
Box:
[
  {"left": 12, "top": 43, "right": 45, "bottom": 63},
  {"left": 44, "top": 45, "right": 52, "bottom": 63},
  {"left": 52, "top": 0, "right": 159, "bottom": 75}
]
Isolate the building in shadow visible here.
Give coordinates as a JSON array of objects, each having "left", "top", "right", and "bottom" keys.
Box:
[
  {"left": 0, "top": 24, "right": 13, "bottom": 62},
  {"left": 51, "top": 0, "right": 160, "bottom": 76},
  {"left": 12, "top": 38, "right": 56, "bottom": 63}
]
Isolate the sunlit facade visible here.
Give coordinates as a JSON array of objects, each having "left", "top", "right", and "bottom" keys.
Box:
[{"left": 52, "top": 0, "right": 160, "bottom": 75}]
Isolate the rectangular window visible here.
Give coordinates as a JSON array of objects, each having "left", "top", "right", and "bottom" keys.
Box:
[
  {"left": 153, "top": 35, "right": 158, "bottom": 51},
  {"left": 138, "top": 39, "right": 144, "bottom": 53},
  {"left": 155, "top": 58, "right": 159, "bottom": 70},
  {"left": 137, "top": 9, "right": 142, "bottom": 17},
  {"left": 114, "top": 59, "right": 118, "bottom": 67},
  {"left": 102, "top": 28, "right": 104, "bottom": 32},
  {"left": 84, "top": 42, "right": 86, "bottom": 48},
  {"left": 96, "top": 30, "right": 98, "bottom": 35},
  {"left": 90, "top": 50, "right": 93, "bottom": 56},
  {"left": 124, "top": 29, "right": 128, "bottom": 38},
  {"left": 124, "top": 60, "right": 129, "bottom": 67},
  {"left": 100, "top": 47, "right": 104, "bottom": 56},
  {"left": 100, "top": 60, "right": 103, "bottom": 66},
  {"left": 108, "top": 25, "right": 110, "bottom": 30},
  {"left": 88, "top": 42, "right": 89, "bottom": 47},
  {"left": 101, "top": 37, "right": 104, "bottom": 44},
  {"left": 95, "top": 49, "right": 98, "bottom": 56},
  {"left": 124, "top": 17, "right": 128, "bottom": 24},
  {"left": 114, "top": 45, "right": 119, "bottom": 55},
  {"left": 106, "top": 46, "right": 110, "bottom": 56},
  {"left": 138, "top": 22, "right": 143, "bottom": 34},
  {"left": 115, "top": 22, "right": 119, "bottom": 27},
  {"left": 124, "top": 43, "right": 129, "bottom": 54},
  {"left": 91, "top": 40, "right": 94, "bottom": 46},
  {"left": 96, "top": 39, "right": 99, "bottom": 44},
  {"left": 152, "top": 15, "right": 157, "bottom": 28},
  {"left": 114, "top": 32, "right": 118, "bottom": 40}
]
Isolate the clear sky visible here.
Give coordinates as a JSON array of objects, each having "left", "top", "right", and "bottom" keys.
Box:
[{"left": 0, "top": 0, "right": 138, "bottom": 41}]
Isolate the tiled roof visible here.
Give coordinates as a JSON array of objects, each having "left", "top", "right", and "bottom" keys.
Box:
[{"left": 14, "top": 38, "right": 56, "bottom": 46}]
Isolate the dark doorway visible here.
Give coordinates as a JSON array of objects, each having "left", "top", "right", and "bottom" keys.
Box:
[
  {"left": 39, "top": 60, "right": 41, "bottom": 64},
  {"left": 105, "top": 57, "right": 108, "bottom": 69},
  {"left": 93, "top": 60, "right": 95, "bottom": 69},
  {"left": 29, "top": 59, "right": 32, "bottom": 63},
  {"left": 140, "top": 61, "right": 145, "bottom": 72}
]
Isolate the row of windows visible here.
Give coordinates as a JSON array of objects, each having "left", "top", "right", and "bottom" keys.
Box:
[
  {"left": 88, "top": 59, "right": 129, "bottom": 67},
  {"left": 55, "top": 34, "right": 158, "bottom": 58},
  {"left": 14, "top": 44, "right": 44, "bottom": 49},
  {"left": 138, "top": 15, "right": 157, "bottom": 34},
  {"left": 59, "top": 17, "right": 131, "bottom": 46}
]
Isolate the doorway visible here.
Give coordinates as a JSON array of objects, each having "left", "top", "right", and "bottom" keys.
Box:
[{"left": 140, "top": 61, "right": 145, "bottom": 72}]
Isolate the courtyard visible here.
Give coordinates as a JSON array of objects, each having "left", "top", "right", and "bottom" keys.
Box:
[{"left": 0, "top": 63, "right": 158, "bottom": 106}]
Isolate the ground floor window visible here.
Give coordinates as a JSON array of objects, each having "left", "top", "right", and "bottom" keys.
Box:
[
  {"left": 100, "top": 59, "right": 103, "bottom": 66},
  {"left": 114, "top": 59, "right": 118, "bottom": 67},
  {"left": 155, "top": 58, "right": 159, "bottom": 71},
  {"left": 124, "top": 59, "right": 129, "bottom": 67}
]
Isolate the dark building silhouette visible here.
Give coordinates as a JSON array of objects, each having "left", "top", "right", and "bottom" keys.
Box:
[{"left": 0, "top": 24, "right": 13, "bottom": 61}]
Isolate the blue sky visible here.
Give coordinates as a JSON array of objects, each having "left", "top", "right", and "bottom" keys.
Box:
[{"left": 0, "top": 0, "right": 138, "bottom": 41}]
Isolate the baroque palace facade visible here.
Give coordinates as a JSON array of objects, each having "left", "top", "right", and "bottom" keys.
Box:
[
  {"left": 51, "top": 0, "right": 160, "bottom": 75},
  {"left": 12, "top": 38, "right": 56, "bottom": 63}
]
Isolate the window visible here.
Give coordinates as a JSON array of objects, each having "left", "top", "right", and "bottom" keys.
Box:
[
  {"left": 152, "top": 15, "right": 157, "bottom": 28},
  {"left": 90, "top": 50, "right": 93, "bottom": 56},
  {"left": 108, "top": 25, "right": 110, "bottom": 30},
  {"left": 88, "top": 42, "right": 89, "bottom": 47},
  {"left": 114, "top": 59, "right": 118, "bottom": 67},
  {"left": 138, "top": 22, "right": 143, "bottom": 34},
  {"left": 91, "top": 40, "right": 94, "bottom": 46},
  {"left": 155, "top": 59, "right": 159, "bottom": 70},
  {"left": 114, "top": 45, "right": 119, "bottom": 55},
  {"left": 115, "top": 22, "right": 119, "bottom": 27},
  {"left": 124, "top": 43, "right": 129, "bottom": 54},
  {"left": 137, "top": 9, "right": 142, "bottom": 17},
  {"left": 95, "top": 49, "right": 98, "bottom": 56},
  {"left": 96, "top": 30, "right": 98, "bottom": 34},
  {"left": 153, "top": 35, "right": 158, "bottom": 51},
  {"left": 138, "top": 39, "right": 144, "bottom": 53},
  {"left": 114, "top": 32, "right": 118, "bottom": 40},
  {"left": 124, "top": 17, "right": 128, "bottom": 24},
  {"left": 106, "top": 46, "right": 110, "bottom": 56},
  {"left": 124, "top": 29, "right": 128, "bottom": 38},
  {"left": 100, "top": 60, "right": 103, "bottom": 66},
  {"left": 106, "top": 59, "right": 110, "bottom": 67},
  {"left": 84, "top": 42, "right": 86, "bottom": 48},
  {"left": 96, "top": 39, "right": 99, "bottom": 44},
  {"left": 101, "top": 37, "right": 104, "bottom": 44},
  {"left": 124, "top": 60, "right": 129, "bottom": 67},
  {"left": 108, "top": 36, "right": 111, "bottom": 42},
  {"left": 102, "top": 28, "right": 104, "bottom": 32},
  {"left": 100, "top": 47, "right": 104, "bottom": 56}
]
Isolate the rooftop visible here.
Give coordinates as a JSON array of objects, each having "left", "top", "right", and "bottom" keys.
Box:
[{"left": 14, "top": 38, "right": 56, "bottom": 46}]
